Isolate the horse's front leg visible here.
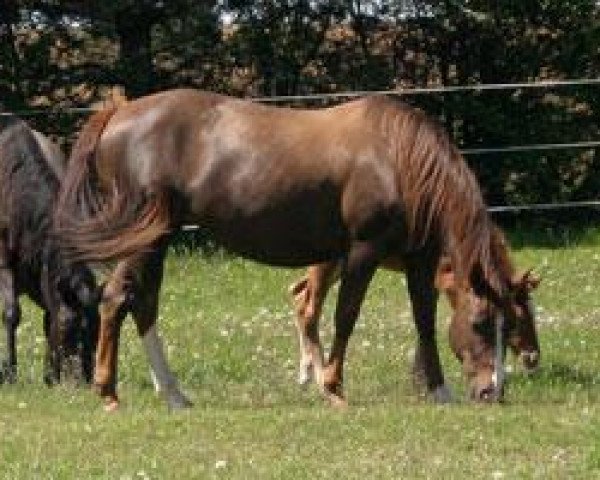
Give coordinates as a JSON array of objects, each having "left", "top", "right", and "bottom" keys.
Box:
[
  {"left": 0, "top": 238, "right": 19, "bottom": 384},
  {"left": 406, "top": 257, "right": 452, "bottom": 403},
  {"left": 131, "top": 246, "right": 192, "bottom": 410},
  {"left": 81, "top": 306, "right": 99, "bottom": 385},
  {"left": 290, "top": 262, "right": 340, "bottom": 387},
  {"left": 0, "top": 276, "right": 19, "bottom": 384},
  {"left": 321, "top": 242, "right": 378, "bottom": 407},
  {"left": 42, "top": 309, "right": 62, "bottom": 385}
]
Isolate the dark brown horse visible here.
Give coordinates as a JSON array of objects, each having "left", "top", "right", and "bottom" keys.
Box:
[
  {"left": 0, "top": 114, "right": 99, "bottom": 384},
  {"left": 56, "top": 89, "right": 524, "bottom": 409},
  {"left": 289, "top": 238, "right": 540, "bottom": 402}
]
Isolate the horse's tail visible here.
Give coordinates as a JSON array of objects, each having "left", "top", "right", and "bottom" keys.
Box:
[{"left": 54, "top": 105, "right": 170, "bottom": 263}]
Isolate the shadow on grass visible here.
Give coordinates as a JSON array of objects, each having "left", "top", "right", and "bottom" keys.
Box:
[
  {"left": 535, "top": 362, "right": 600, "bottom": 388},
  {"left": 506, "top": 362, "right": 600, "bottom": 405},
  {"left": 132, "top": 362, "right": 600, "bottom": 409},
  {"left": 498, "top": 213, "right": 600, "bottom": 250}
]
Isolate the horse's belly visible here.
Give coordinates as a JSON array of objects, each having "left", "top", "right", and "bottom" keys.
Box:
[{"left": 201, "top": 210, "right": 349, "bottom": 267}]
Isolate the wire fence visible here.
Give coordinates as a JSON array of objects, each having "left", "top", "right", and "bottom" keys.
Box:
[
  {"left": 4, "top": 77, "right": 600, "bottom": 116},
  {"left": 3, "top": 78, "right": 599, "bottom": 215}
]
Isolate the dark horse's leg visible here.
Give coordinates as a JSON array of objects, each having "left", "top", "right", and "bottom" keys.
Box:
[
  {"left": 130, "top": 244, "right": 191, "bottom": 410},
  {"left": 43, "top": 303, "right": 67, "bottom": 385},
  {"left": 321, "top": 242, "right": 379, "bottom": 407},
  {"left": 0, "top": 235, "right": 19, "bottom": 384},
  {"left": 42, "top": 309, "right": 58, "bottom": 385},
  {"left": 405, "top": 253, "right": 452, "bottom": 403},
  {"left": 81, "top": 308, "right": 99, "bottom": 385}
]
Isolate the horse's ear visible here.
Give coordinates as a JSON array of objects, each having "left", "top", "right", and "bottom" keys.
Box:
[
  {"left": 434, "top": 258, "right": 455, "bottom": 291},
  {"left": 512, "top": 269, "right": 541, "bottom": 293}
]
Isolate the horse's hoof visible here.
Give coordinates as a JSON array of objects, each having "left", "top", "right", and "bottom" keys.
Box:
[
  {"left": 2, "top": 370, "right": 16, "bottom": 384},
  {"left": 167, "top": 393, "right": 193, "bottom": 411},
  {"left": 431, "top": 384, "right": 453, "bottom": 404},
  {"left": 325, "top": 392, "right": 348, "bottom": 409},
  {"left": 321, "top": 381, "right": 348, "bottom": 409},
  {"left": 93, "top": 381, "right": 116, "bottom": 398},
  {"left": 103, "top": 396, "right": 120, "bottom": 412}
]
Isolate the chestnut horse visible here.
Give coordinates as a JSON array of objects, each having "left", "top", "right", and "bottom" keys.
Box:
[
  {"left": 56, "top": 89, "right": 523, "bottom": 409},
  {"left": 289, "top": 239, "right": 540, "bottom": 401},
  {"left": 0, "top": 114, "right": 99, "bottom": 384}
]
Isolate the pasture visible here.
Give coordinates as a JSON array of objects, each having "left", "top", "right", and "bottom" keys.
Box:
[{"left": 1, "top": 224, "right": 600, "bottom": 479}]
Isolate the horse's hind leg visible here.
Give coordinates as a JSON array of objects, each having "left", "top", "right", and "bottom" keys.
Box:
[
  {"left": 406, "top": 255, "right": 452, "bottom": 403},
  {"left": 130, "top": 246, "right": 191, "bottom": 410},
  {"left": 321, "top": 242, "right": 379, "bottom": 407},
  {"left": 94, "top": 261, "right": 130, "bottom": 410},
  {"left": 290, "top": 262, "right": 339, "bottom": 386}
]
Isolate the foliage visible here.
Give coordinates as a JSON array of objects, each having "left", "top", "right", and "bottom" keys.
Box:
[{"left": 1, "top": 1, "right": 598, "bottom": 205}]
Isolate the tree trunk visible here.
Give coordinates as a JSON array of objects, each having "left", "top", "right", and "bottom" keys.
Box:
[
  {"left": 114, "top": 11, "right": 155, "bottom": 98},
  {"left": 0, "top": 0, "right": 25, "bottom": 108}
]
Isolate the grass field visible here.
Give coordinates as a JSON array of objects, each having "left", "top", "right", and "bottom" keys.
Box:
[{"left": 1, "top": 225, "right": 600, "bottom": 479}]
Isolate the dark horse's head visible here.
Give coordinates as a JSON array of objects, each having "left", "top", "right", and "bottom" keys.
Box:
[
  {"left": 42, "top": 249, "right": 100, "bottom": 383},
  {"left": 440, "top": 232, "right": 540, "bottom": 402}
]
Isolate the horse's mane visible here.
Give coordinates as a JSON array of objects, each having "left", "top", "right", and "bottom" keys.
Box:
[
  {"left": 488, "top": 223, "right": 516, "bottom": 278},
  {"left": 0, "top": 115, "right": 62, "bottom": 267},
  {"left": 364, "top": 96, "right": 509, "bottom": 294}
]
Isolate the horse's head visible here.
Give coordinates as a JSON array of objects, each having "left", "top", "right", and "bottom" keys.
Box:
[
  {"left": 48, "top": 262, "right": 100, "bottom": 383},
  {"left": 58, "top": 263, "right": 101, "bottom": 341},
  {"left": 54, "top": 303, "right": 82, "bottom": 359},
  {"left": 437, "top": 260, "right": 540, "bottom": 402}
]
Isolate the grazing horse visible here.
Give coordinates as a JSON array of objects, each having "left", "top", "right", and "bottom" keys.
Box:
[
  {"left": 55, "top": 89, "right": 523, "bottom": 409},
  {"left": 289, "top": 236, "right": 540, "bottom": 401},
  {"left": 0, "top": 114, "right": 99, "bottom": 384}
]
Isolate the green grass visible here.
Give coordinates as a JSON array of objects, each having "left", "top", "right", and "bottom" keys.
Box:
[{"left": 1, "top": 227, "right": 600, "bottom": 479}]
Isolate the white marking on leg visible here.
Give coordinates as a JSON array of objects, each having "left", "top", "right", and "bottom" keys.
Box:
[
  {"left": 142, "top": 324, "right": 192, "bottom": 409},
  {"left": 295, "top": 319, "right": 314, "bottom": 386},
  {"left": 297, "top": 354, "right": 313, "bottom": 386},
  {"left": 311, "top": 350, "right": 325, "bottom": 388}
]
